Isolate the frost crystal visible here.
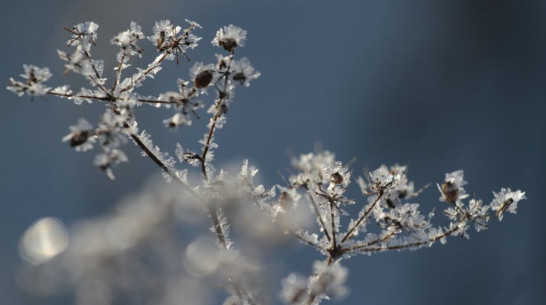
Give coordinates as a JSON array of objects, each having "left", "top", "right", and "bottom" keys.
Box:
[
  {"left": 368, "top": 165, "right": 394, "bottom": 192},
  {"left": 491, "top": 188, "right": 526, "bottom": 221},
  {"left": 309, "top": 261, "right": 349, "bottom": 301},
  {"left": 280, "top": 273, "right": 307, "bottom": 304},
  {"left": 111, "top": 22, "right": 144, "bottom": 61},
  {"left": 66, "top": 21, "right": 99, "bottom": 51},
  {"left": 7, "top": 65, "right": 52, "bottom": 98},
  {"left": 212, "top": 24, "right": 247, "bottom": 52},
  {"left": 438, "top": 170, "right": 469, "bottom": 203},
  {"left": 230, "top": 58, "right": 260, "bottom": 87}
]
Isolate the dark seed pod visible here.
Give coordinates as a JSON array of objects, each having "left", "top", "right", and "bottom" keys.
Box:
[
  {"left": 386, "top": 198, "right": 395, "bottom": 209},
  {"left": 441, "top": 182, "right": 459, "bottom": 203},
  {"left": 194, "top": 70, "right": 213, "bottom": 88},
  {"left": 69, "top": 130, "right": 89, "bottom": 147},
  {"left": 330, "top": 172, "right": 344, "bottom": 185},
  {"left": 219, "top": 38, "right": 237, "bottom": 52},
  {"left": 232, "top": 72, "right": 246, "bottom": 85}
]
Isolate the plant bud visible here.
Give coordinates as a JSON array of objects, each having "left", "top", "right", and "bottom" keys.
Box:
[
  {"left": 232, "top": 72, "right": 246, "bottom": 85},
  {"left": 69, "top": 130, "right": 89, "bottom": 147},
  {"left": 441, "top": 181, "right": 459, "bottom": 203},
  {"left": 330, "top": 172, "right": 344, "bottom": 185},
  {"left": 218, "top": 38, "right": 237, "bottom": 52},
  {"left": 194, "top": 70, "right": 213, "bottom": 88}
]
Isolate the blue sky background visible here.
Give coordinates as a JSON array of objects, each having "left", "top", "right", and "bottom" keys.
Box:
[{"left": 1, "top": 1, "right": 545, "bottom": 304}]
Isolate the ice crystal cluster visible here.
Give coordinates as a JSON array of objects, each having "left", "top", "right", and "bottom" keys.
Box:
[{"left": 8, "top": 20, "right": 526, "bottom": 305}]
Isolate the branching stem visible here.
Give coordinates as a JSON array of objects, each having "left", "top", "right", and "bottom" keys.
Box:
[
  {"left": 341, "top": 189, "right": 385, "bottom": 243},
  {"left": 308, "top": 189, "right": 332, "bottom": 242}
]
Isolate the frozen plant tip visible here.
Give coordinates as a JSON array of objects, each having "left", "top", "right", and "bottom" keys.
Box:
[{"left": 8, "top": 20, "right": 526, "bottom": 305}]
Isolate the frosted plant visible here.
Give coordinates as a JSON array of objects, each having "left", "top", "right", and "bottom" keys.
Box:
[{"left": 8, "top": 20, "right": 526, "bottom": 305}]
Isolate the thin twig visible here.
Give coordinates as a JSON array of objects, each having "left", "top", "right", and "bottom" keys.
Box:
[
  {"left": 340, "top": 189, "right": 385, "bottom": 243},
  {"left": 308, "top": 190, "right": 332, "bottom": 242},
  {"left": 199, "top": 51, "right": 235, "bottom": 180},
  {"left": 329, "top": 199, "right": 337, "bottom": 250},
  {"left": 112, "top": 53, "right": 127, "bottom": 92},
  {"left": 129, "top": 132, "right": 197, "bottom": 198},
  {"left": 341, "top": 231, "right": 396, "bottom": 253},
  {"left": 120, "top": 52, "right": 168, "bottom": 93},
  {"left": 359, "top": 225, "right": 461, "bottom": 253}
]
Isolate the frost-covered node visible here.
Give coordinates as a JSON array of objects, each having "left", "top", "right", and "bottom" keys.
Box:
[
  {"left": 7, "top": 65, "right": 52, "bottom": 98},
  {"left": 491, "top": 188, "right": 526, "bottom": 221},
  {"left": 438, "top": 170, "right": 468, "bottom": 203},
  {"left": 212, "top": 24, "right": 247, "bottom": 52},
  {"left": 111, "top": 22, "right": 144, "bottom": 61}
]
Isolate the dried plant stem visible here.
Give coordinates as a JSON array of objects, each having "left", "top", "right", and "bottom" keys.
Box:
[
  {"left": 341, "top": 231, "right": 396, "bottom": 253},
  {"left": 200, "top": 111, "right": 219, "bottom": 180},
  {"left": 303, "top": 257, "right": 336, "bottom": 305},
  {"left": 308, "top": 190, "right": 332, "bottom": 242},
  {"left": 120, "top": 52, "right": 168, "bottom": 93},
  {"left": 112, "top": 53, "right": 127, "bottom": 92},
  {"left": 341, "top": 189, "right": 385, "bottom": 243},
  {"left": 46, "top": 90, "right": 109, "bottom": 101},
  {"left": 129, "top": 132, "right": 197, "bottom": 197},
  {"left": 199, "top": 52, "right": 234, "bottom": 180},
  {"left": 329, "top": 200, "right": 337, "bottom": 250},
  {"left": 361, "top": 224, "right": 461, "bottom": 253},
  {"left": 132, "top": 130, "right": 254, "bottom": 304}
]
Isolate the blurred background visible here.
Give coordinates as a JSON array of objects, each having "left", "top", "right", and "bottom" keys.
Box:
[{"left": 1, "top": 0, "right": 545, "bottom": 304}]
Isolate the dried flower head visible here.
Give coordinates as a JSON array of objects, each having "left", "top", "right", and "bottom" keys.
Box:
[
  {"left": 491, "top": 188, "right": 526, "bottom": 220},
  {"left": 7, "top": 65, "right": 52, "bottom": 98},
  {"left": 438, "top": 170, "right": 468, "bottom": 203},
  {"left": 194, "top": 70, "right": 213, "bottom": 88},
  {"left": 212, "top": 24, "right": 247, "bottom": 52},
  {"left": 190, "top": 62, "right": 215, "bottom": 89},
  {"left": 330, "top": 172, "right": 344, "bottom": 185}
]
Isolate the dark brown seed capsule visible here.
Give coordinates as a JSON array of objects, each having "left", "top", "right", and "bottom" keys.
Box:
[
  {"left": 386, "top": 198, "right": 395, "bottom": 209},
  {"left": 441, "top": 182, "right": 459, "bottom": 203},
  {"left": 232, "top": 72, "right": 246, "bottom": 85},
  {"left": 69, "top": 130, "right": 89, "bottom": 147},
  {"left": 219, "top": 38, "right": 237, "bottom": 52},
  {"left": 330, "top": 172, "right": 344, "bottom": 185},
  {"left": 194, "top": 70, "right": 213, "bottom": 88}
]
